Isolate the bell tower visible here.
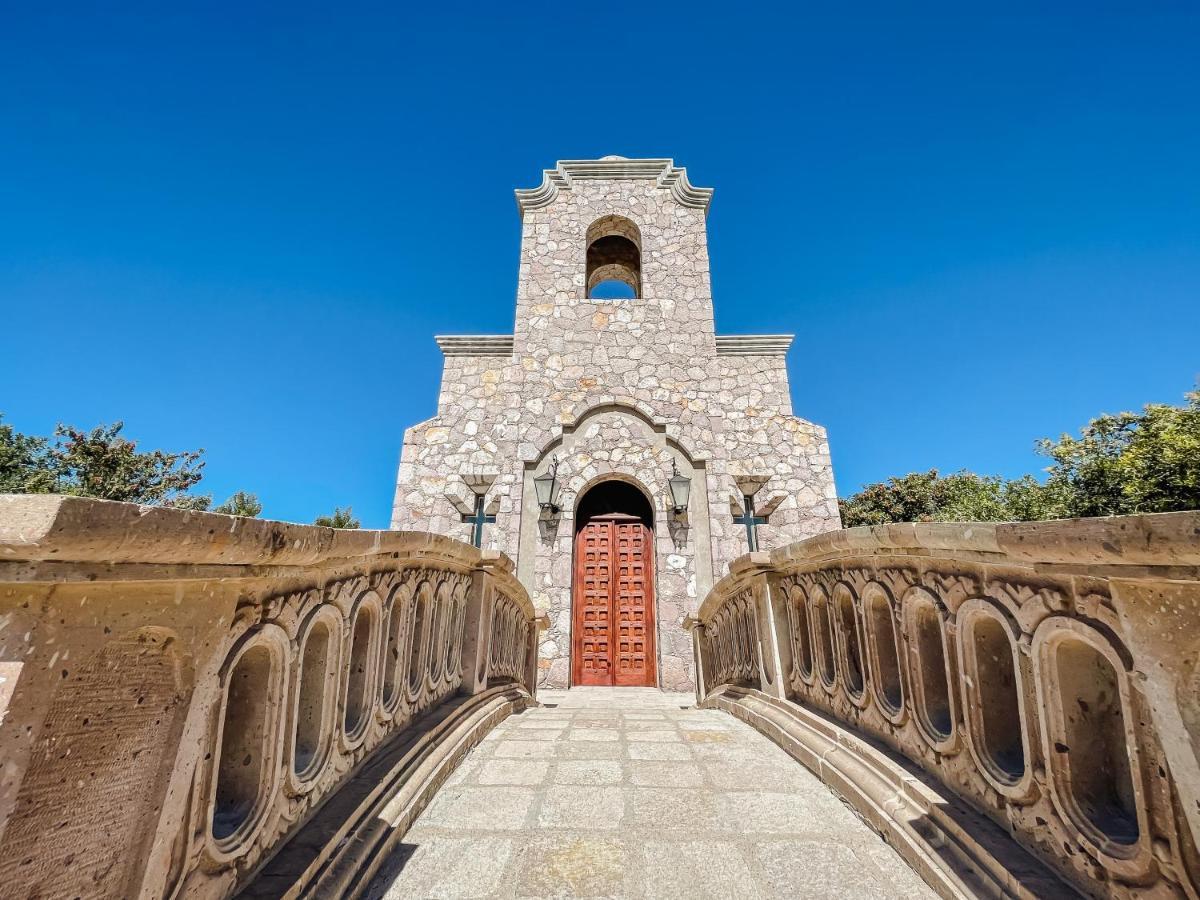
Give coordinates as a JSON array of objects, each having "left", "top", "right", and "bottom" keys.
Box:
[
  {"left": 392, "top": 156, "right": 840, "bottom": 692},
  {"left": 511, "top": 156, "right": 717, "bottom": 362}
]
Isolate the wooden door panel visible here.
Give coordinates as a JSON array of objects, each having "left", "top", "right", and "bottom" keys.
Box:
[
  {"left": 572, "top": 515, "right": 656, "bottom": 687},
  {"left": 613, "top": 521, "right": 655, "bottom": 685},
  {"left": 574, "top": 521, "right": 614, "bottom": 685}
]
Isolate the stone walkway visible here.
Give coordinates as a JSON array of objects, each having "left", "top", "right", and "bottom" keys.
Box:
[{"left": 368, "top": 688, "right": 935, "bottom": 899}]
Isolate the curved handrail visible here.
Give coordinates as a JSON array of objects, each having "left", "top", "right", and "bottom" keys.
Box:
[
  {"left": 692, "top": 510, "right": 1200, "bottom": 898},
  {"left": 0, "top": 495, "right": 544, "bottom": 900}
]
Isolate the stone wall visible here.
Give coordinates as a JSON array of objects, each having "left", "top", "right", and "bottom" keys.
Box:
[
  {"left": 0, "top": 495, "right": 542, "bottom": 899},
  {"left": 392, "top": 158, "right": 840, "bottom": 691},
  {"left": 691, "top": 511, "right": 1200, "bottom": 898}
]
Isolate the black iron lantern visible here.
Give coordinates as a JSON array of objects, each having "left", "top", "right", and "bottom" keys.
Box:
[
  {"left": 668, "top": 459, "right": 692, "bottom": 516},
  {"left": 534, "top": 455, "right": 561, "bottom": 513}
]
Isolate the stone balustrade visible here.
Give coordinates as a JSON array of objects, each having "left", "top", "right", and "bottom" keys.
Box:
[
  {"left": 0, "top": 495, "right": 544, "bottom": 900},
  {"left": 689, "top": 511, "right": 1200, "bottom": 898}
]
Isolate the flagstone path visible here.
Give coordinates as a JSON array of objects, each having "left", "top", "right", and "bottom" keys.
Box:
[{"left": 368, "top": 687, "right": 935, "bottom": 899}]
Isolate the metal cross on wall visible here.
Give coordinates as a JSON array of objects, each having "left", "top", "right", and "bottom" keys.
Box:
[
  {"left": 732, "top": 494, "right": 768, "bottom": 552},
  {"left": 461, "top": 494, "right": 496, "bottom": 549}
]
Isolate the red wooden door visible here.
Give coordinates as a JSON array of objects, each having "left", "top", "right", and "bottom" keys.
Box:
[{"left": 572, "top": 514, "right": 656, "bottom": 686}]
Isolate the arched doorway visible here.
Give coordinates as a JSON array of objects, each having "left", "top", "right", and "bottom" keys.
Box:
[{"left": 572, "top": 479, "right": 657, "bottom": 686}]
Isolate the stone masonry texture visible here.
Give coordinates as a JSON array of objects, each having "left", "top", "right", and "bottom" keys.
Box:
[{"left": 391, "top": 157, "right": 841, "bottom": 692}]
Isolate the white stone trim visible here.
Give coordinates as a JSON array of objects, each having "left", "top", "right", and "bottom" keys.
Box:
[
  {"left": 733, "top": 475, "right": 773, "bottom": 495},
  {"left": 443, "top": 482, "right": 476, "bottom": 516},
  {"left": 715, "top": 335, "right": 794, "bottom": 356},
  {"left": 755, "top": 492, "right": 788, "bottom": 518},
  {"left": 515, "top": 157, "right": 714, "bottom": 216},
  {"left": 460, "top": 471, "right": 499, "bottom": 492},
  {"left": 435, "top": 335, "right": 514, "bottom": 357}
]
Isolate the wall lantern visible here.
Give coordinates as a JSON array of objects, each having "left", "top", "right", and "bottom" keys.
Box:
[
  {"left": 668, "top": 460, "right": 692, "bottom": 516},
  {"left": 534, "top": 455, "right": 561, "bottom": 513}
]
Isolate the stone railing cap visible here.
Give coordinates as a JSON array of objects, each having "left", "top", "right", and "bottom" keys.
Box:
[
  {"left": 698, "top": 511, "right": 1200, "bottom": 620},
  {"left": 0, "top": 494, "right": 518, "bottom": 574}
]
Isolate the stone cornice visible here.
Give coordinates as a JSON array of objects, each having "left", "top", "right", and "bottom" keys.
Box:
[
  {"left": 435, "top": 335, "right": 514, "bottom": 357},
  {"left": 437, "top": 334, "right": 793, "bottom": 359},
  {"left": 715, "top": 334, "right": 794, "bottom": 356},
  {"left": 515, "top": 157, "right": 714, "bottom": 217}
]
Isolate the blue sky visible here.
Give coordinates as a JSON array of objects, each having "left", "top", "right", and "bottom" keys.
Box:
[{"left": 2, "top": 5, "right": 1197, "bottom": 528}]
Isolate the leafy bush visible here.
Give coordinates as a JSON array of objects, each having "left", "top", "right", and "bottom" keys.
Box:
[{"left": 840, "top": 387, "right": 1200, "bottom": 526}]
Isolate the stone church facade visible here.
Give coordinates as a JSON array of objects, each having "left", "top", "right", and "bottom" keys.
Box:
[{"left": 392, "top": 156, "right": 840, "bottom": 691}]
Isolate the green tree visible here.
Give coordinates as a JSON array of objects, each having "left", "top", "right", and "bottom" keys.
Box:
[
  {"left": 213, "top": 491, "right": 263, "bottom": 517},
  {"left": 1, "top": 414, "right": 213, "bottom": 507},
  {"left": 163, "top": 494, "right": 214, "bottom": 511},
  {"left": 838, "top": 469, "right": 1066, "bottom": 527},
  {"left": 842, "top": 469, "right": 1026, "bottom": 527},
  {"left": 840, "top": 386, "right": 1199, "bottom": 526},
  {"left": 314, "top": 506, "right": 360, "bottom": 529},
  {"left": 1039, "top": 387, "right": 1200, "bottom": 516},
  {"left": 1000, "top": 473, "right": 1069, "bottom": 521},
  {"left": 0, "top": 415, "right": 55, "bottom": 493},
  {"left": 50, "top": 422, "right": 205, "bottom": 503}
]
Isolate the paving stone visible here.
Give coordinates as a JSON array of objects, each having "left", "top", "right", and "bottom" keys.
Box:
[
  {"left": 716, "top": 791, "right": 836, "bottom": 834},
  {"left": 639, "top": 840, "right": 762, "bottom": 900},
  {"left": 373, "top": 836, "right": 515, "bottom": 899},
  {"left": 754, "top": 839, "right": 901, "bottom": 899},
  {"left": 506, "top": 727, "right": 568, "bottom": 742},
  {"left": 860, "top": 843, "right": 940, "bottom": 898},
  {"left": 369, "top": 688, "right": 934, "bottom": 899},
  {"left": 557, "top": 740, "right": 624, "bottom": 760},
  {"left": 441, "top": 753, "right": 484, "bottom": 788},
  {"left": 538, "top": 785, "right": 625, "bottom": 829},
  {"left": 423, "top": 786, "right": 535, "bottom": 830},
  {"left": 620, "top": 719, "right": 676, "bottom": 732},
  {"left": 510, "top": 835, "right": 631, "bottom": 898},
  {"left": 681, "top": 729, "right": 735, "bottom": 744},
  {"left": 701, "top": 759, "right": 809, "bottom": 792},
  {"left": 677, "top": 718, "right": 732, "bottom": 731},
  {"left": 628, "top": 760, "right": 703, "bottom": 788},
  {"left": 493, "top": 739, "right": 558, "bottom": 759},
  {"left": 627, "top": 786, "right": 718, "bottom": 830},
  {"left": 688, "top": 742, "right": 751, "bottom": 761},
  {"left": 625, "top": 730, "right": 681, "bottom": 743},
  {"left": 625, "top": 742, "right": 693, "bottom": 761},
  {"left": 478, "top": 758, "right": 551, "bottom": 786},
  {"left": 568, "top": 727, "right": 620, "bottom": 742},
  {"left": 554, "top": 759, "right": 625, "bottom": 786}
]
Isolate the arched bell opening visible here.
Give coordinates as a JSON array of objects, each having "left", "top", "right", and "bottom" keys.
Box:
[
  {"left": 571, "top": 477, "right": 657, "bottom": 687},
  {"left": 586, "top": 215, "right": 642, "bottom": 299}
]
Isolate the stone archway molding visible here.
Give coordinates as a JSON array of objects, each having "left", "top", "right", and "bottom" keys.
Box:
[
  {"left": 520, "top": 397, "right": 705, "bottom": 465},
  {"left": 518, "top": 402, "right": 710, "bottom": 690}
]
